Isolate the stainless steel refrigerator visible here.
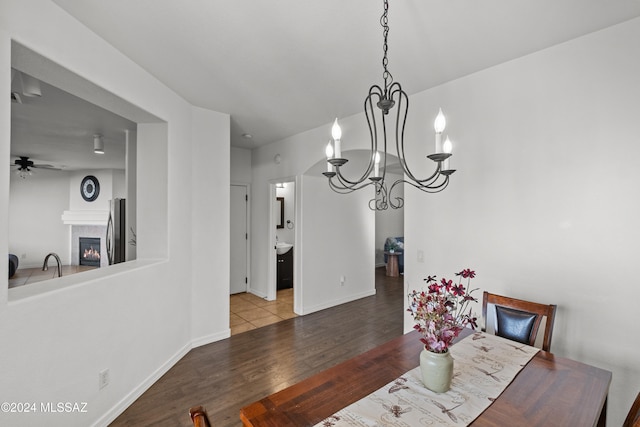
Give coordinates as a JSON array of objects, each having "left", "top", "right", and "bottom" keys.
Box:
[{"left": 106, "top": 198, "right": 126, "bottom": 265}]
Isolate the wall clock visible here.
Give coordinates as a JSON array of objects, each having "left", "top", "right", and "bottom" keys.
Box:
[{"left": 80, "top": 175, "right": 100, "bottom": 202}]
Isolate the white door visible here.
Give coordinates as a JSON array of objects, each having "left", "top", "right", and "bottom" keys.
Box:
[{"left": 230, "top": 185, "right": 248, "bottom": 294}]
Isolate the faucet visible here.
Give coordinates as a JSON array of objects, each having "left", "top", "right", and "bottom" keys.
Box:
[{"left": 42, "top": 252, "right": 62, "bottom": 277}]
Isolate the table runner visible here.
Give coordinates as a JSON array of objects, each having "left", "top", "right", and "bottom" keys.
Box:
[{"left": 314, "top": 331, "right": 539, "bottom": 427}]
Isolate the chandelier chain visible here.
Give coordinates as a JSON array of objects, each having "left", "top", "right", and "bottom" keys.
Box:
[{"left": 381, "top": 0, "right": 393, "bottom": 93}]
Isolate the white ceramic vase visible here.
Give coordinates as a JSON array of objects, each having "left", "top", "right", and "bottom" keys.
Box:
[{"left": 420, "top": 347, "right": 454, "bottom": 393}]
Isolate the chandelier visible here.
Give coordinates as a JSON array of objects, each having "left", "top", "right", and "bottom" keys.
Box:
[{"left": 323, "top": 0, "right": 456, "bottom": 210}]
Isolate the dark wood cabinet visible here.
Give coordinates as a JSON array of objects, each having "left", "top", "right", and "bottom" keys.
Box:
[{"left": 277, "top": 249, "right": 293, "bottom": 290}]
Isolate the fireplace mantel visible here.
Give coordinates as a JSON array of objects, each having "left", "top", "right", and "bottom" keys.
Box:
[{"left": 61, "top": 210, "right": 109, "bottom": 226}]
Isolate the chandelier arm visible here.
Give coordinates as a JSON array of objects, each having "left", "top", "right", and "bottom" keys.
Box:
[
  {"left": 370, "top": 181, "right": 392, "bottom": 211},
  {"left": 366, "top": 84, "right": 384, "bottom": 159},
  {"left": 393, "top": 83, "right": 440, "bottom": 186},
  {"left": 330, "top": 173, "right": 376, "bottom": 193},
  {"left": 369, "top": 181, "right": 388, "bottom": 211},
  {"left": 389, "top": 85, "right": 443, "bottom": 186},
  {"left": 387, "top": 179, "right": 406, "bottom": 209},
  {"left": 333, "top": 164, "right": 372, "bottom": 187},
  {"left": 391, "top": 83, "right": 415, "bottom": 183},
  {"left": 366, "top": 84, "right": 392, "bottom": 187},
  {"left": 327, "top": 178, "right": 354, "bottom": 193},
  {"left": 401, "top": 175, "right": 451, "bottom": 194},
  {"left": 327, "top": 176, "right": 365, "bottom": 194},
  {"left": 379, "top": 101, "right": 389, "bottom": 182},
  {"left": 389, "top": 196, "right": 404, "bottom": 209}
]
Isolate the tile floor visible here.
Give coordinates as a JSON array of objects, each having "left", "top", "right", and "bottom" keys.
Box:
[{"left": 230, "top": 288, "right": 297, "bottom": 335}]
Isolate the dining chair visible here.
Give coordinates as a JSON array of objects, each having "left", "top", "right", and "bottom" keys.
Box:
[
  {"left": 189, "top": 405, "right": 212, "bottom": 427},
  {"left": 623, "top": 392, "right": 640, "bottom": 427},
  {"left": 482, "top": 291, "right": 557, "bottom": 352}
]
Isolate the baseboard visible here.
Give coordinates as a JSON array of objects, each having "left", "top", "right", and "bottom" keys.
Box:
[
  {"left": 247, "top": 287, "right": 268, "bottom": 299},
  {"left": 191, "top": 329, "right": 230, "bottom": 348},
  {"left": 91, "top": 342, "right": 191, "bottom": 427},
  {"left": 300, "top": 289, "right": 376, "bottom": 315}
]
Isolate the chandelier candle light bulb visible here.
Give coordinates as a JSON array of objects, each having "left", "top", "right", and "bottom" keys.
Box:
[
  {"left": 331, "top": 118, "right": 342, "bottom": 158},
  {"left": 442, "top": 136, "right": 452, "bottom": 170},
  {"left": 325, "top": 141, "right": 334, "bottom": 172},
  {"left": 434, "top": 108, "right": 446, "bottom": 153},
  {"left": 374, "top": 151, "right": 381, "bottom": 177}
]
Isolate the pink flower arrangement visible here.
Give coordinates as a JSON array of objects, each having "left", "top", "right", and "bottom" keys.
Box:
[{"left": 408, "top": 269, "right": 479, "bottom": 353}]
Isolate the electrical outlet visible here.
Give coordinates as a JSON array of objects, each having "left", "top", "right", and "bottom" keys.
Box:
[
  {"left": 417, "top": 250, "right": 424, "bottom": 263},
  {"left": 99, "top": 369, "right": 110, "bottom": 390},
  {"left": 340, "top": 276, "right": 345, "bottom": 286},
  {"left": 21, "top": 253, "right": 26, "bottom": 259}
]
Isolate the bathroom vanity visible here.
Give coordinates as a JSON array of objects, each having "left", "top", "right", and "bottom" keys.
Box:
[{"left": 277, "top": 248, "right": 293, "bottom": 290}]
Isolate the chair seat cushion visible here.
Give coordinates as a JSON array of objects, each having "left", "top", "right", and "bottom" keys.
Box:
[{"left": 495, "top": 306, "right": 538, "bottom": 345}]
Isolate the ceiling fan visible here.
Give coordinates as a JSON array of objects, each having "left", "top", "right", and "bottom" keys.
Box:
[{"left": 11, "top": 156, "right": 59, "bottom": 179}]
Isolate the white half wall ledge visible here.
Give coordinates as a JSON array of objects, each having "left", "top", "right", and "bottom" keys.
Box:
[
  {"left": 7, "top": 259, "right": 166, "bottom": 303},
  {"left": 61, "top": 210, "right": 109, "bottom": 225}
]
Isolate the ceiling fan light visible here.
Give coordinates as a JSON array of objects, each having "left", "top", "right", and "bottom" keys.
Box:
[
  {"left": 17, "top": 168, "right": 32, "bottom": 179},
  {"left": 94, "top": 134, "right": 104, "bottom": 154}
]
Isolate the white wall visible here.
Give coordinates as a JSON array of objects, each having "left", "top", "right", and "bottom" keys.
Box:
[
  {"left": 9, "top": 168, "right": 70, "bottom": 267},
  {"left": 191, "top": 106, "right": 231, "bottom": 345},
  {"left": 125, "top": 130, "right": 137, "bottom": 261},
  {"left": 401, "top": 18, "right": 640, "bottom": 425},
  {"left": 112, "top": 169, "right": 126, "bottom": 199},
  {"left": 299, "top": 176, "right": 375, "bottom": 313},
  {"left": 231, "top": 146, "right": 251, "bottom": 184},
  {"left": 0, "top": 2, "right": 230, "bottom": 426}
]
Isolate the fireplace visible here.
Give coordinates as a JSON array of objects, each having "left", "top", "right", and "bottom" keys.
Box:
[{"left": 79, "top": 237, "right": 101, "bottom": 267}]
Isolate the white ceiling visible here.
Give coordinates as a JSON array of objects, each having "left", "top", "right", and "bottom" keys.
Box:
[
  {"left": 12, "top": 1, "right": 640, "bottom": 168},
  {"left": 11, "top": 74, "right": 135, "bottom": 171}
]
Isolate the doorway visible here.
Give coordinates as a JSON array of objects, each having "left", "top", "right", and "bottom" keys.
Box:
[
  {"left": 274, "top": 181, "right": 295, "bottom": 290},
  {"left": 269, "top": 179, "right": 296, "bottom": 309},
  {"left": 374, "top": 172, "right": 404, "bottom": 276}
]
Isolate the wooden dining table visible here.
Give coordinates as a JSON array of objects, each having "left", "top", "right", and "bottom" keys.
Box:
[{"left": 240, "top": 329, "right": 612, "bottom": 427}]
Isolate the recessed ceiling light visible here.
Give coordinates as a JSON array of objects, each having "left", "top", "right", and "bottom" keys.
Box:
[{"left": 242, "top": 133, "right": 253, "bottom": 139}]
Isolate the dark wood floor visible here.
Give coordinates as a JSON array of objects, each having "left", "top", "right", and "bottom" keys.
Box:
[{"left": 110, "top": 267, "right": 404, "bottom": 427}]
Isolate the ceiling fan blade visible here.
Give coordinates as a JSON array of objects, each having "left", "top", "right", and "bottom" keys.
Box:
[{"left": 33, "top": 165, "right": 61, "bottom": 170}]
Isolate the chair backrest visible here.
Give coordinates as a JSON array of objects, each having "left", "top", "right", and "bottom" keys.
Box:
[
  {"left": 623, "top": 392, "right": 640, "bottom": 427},
  {"left": 482, "top": 291, "right": 557, "bottom": 352},
  {"left": 189, "top": 405, "right": 212, "bottom": 427}
]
